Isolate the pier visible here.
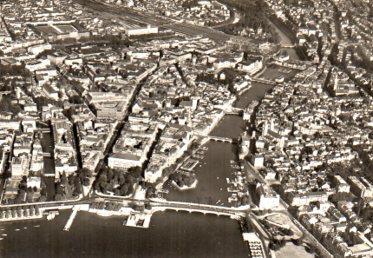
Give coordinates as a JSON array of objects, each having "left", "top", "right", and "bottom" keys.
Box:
[{"left": 63, "top": 206, "right": 80, "bottom": 231}]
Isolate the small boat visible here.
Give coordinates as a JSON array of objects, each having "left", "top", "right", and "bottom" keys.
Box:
[
  {"left": 34, "top": 225, "right": 40, "bottom": 228},
  {"left": 15, "top": 228, "right": 20, "bottom": 232}
]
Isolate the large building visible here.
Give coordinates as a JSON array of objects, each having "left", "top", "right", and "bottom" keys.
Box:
[
  {"left": 108, "top": 152, "right": 142, "bottom": 169},
  {"left": 125, "top": 24, "right": 158, "bottom": 36},
  {"left": 348, "top": 176, "right": 373, "bottom": 199}
]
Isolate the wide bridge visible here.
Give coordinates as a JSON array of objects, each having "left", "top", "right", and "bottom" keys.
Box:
[
  {"left": 270, "top": 60, "right": 306, "bottom": 71},
  {"left": 251, "top": 77, "right": 276, "bottom": 85},
  {"left": 0, "top": 196, "right": 249, "bottom": 221},
  {"left": 206, "top": 135, "right": 234, "bottom": 143},
  {"left": 225, "top": 107, "right": 244, "bottom": 115},
  {"left": 151, "top": 200, "right": 248, "bottom": 218}
]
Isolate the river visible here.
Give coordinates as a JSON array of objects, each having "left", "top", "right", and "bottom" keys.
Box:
[
  {"left": 163, "top": 12, "right": 309, "bottom": 258},
  {"left": 165, "top": 140, "right": 238, "bottom": 206},
  {"left": 0, "top": 210, "right": 248, "bottom": 258},
  {"left": 266, "top": 18, "right": 299, "bottom": 60}
]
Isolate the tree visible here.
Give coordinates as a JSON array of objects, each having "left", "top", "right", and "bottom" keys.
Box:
[
  {"left": 55, "top": 184, "right": 65, "bottom": 196},
  {"left": 128, "top": 166, "right": 142, "bottom": 176},
  {"left": 120, "top": 184, "right": 129, "bottom": 196},
  {"left": 55, "top": 193, "right": 64, "bottom": 201},
  {"left": 146, "top": 186, "right": 156, "bottom": 198},
  {"left": 99, "top": 181, "right": 108, "bottom": 193},
  {"left": 40, "top": 187, "right": 47, "bottom": 197},
  {"left": 109, "top": 177, "right": 118, "bottom": 188},
  {"left": 73, "top": 177, "right": 83, "bottom": 196},
  {"left": 78, "top": 168, "right": 92, "bottom": 180},
  {"left": 105, "top": 182, "right": 114, "bottom": 192},
  {"left": 114, "top": 188, "right": 121, "bottom": 196},
  {"left": 118, "top": 173, "right": 125, "bottom": 185},
  {"left": 94, "top": 181, "right": 101, "bottom": 191},
  {"left": 19, "top": 176, "right": 27, "bottom": 191},
  {"left": 60, "top": 172, "right": 68, "bottom": 186},
  {"left": 98, "top": 173, "right": 108, "bottom": 183},
  {"left": 26, "top": 191, "right": 34, "bottom": 203},
  {"left": 68, "top": 174, "right": 75, "bottom": 185},
  {"left": 39, "top": 195, "right": 47, "bottom": 202},
  {"left": 82, "top": 177, "right": 90, "bottom": 186},
  {"left": 107, "top": 169, "right": 114, "bottom": 181},
  {"left": 241, "top": 195, "right": 250, "bottom": 205}
]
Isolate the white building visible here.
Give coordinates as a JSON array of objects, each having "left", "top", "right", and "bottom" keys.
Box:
[
  {"left": 125, "top": 25, "right": 158, "bottom": 36},
  {"left": 252, "top": 155, "right": 264, "bottom": 169},
  {"left": 108, "top": 152, "right": 142, "bottom": 169},
  {"left": 27, "top": 176, "right": 41, "bottom": 189},
  {"left": 11, "top": 154, "right": 30, "bottom": 178},
  {"left": 257, "top": 183, "right": 280, "bottom": 210}
]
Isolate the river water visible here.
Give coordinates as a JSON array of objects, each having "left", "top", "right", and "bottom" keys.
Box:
[{"left": 0, "top": 210, "right": 248, "bottom": 258}]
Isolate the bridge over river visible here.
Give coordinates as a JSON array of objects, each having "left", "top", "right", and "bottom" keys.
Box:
[
  {"left": 0, "top": 195, "right": 250, "bottom": 222},
  {"left": 150, "top": 200, "right": 248, "bottom": 218}
]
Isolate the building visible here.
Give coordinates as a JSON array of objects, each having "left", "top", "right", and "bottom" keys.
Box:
[
  {"left": 333, "top": 175, "right": 350, "bottom": 193},
  {"left": 108, "top": 152, "right": 142, "bottom": 170},
  {"left": 289, "top": 191, "right": 329, "bottom": 207},
  {"left": 242, "top": 232, "right": 266, "bottom": 258},
  {"left": 252, "top": 155, "right": 264, "bottom": 169},
  {"left": 125, "top": 25, "right": 159, "bottom": 36},
  {"left": 27, "top": 176, "right": 41, "bottom": 189},
  {"left": 348, "top": 176, "right": 373, "bottom": 199},
  {"left": 11, "top": 154, "right": 30, "bottom": 178},
  {"left": 256, "top": 183, "right": 280, "bottom": 210},
  {"left": 237, "top": 56, "right": 263, "bottom": 75}
]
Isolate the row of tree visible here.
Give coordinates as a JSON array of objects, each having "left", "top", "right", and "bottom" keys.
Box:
[
  {"left": 93, "top": 166, "right": 141, "bottom": 196},
  {"left": 54, "top": 172, "right": 83, "bottom": 201},
  {"left": 169, "top": 172, "right": 197, "bottom": 188}
]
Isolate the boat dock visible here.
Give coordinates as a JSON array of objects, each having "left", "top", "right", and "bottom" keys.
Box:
[{"left": 63, "top": 206, "right": 80, "bottom": 231}]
